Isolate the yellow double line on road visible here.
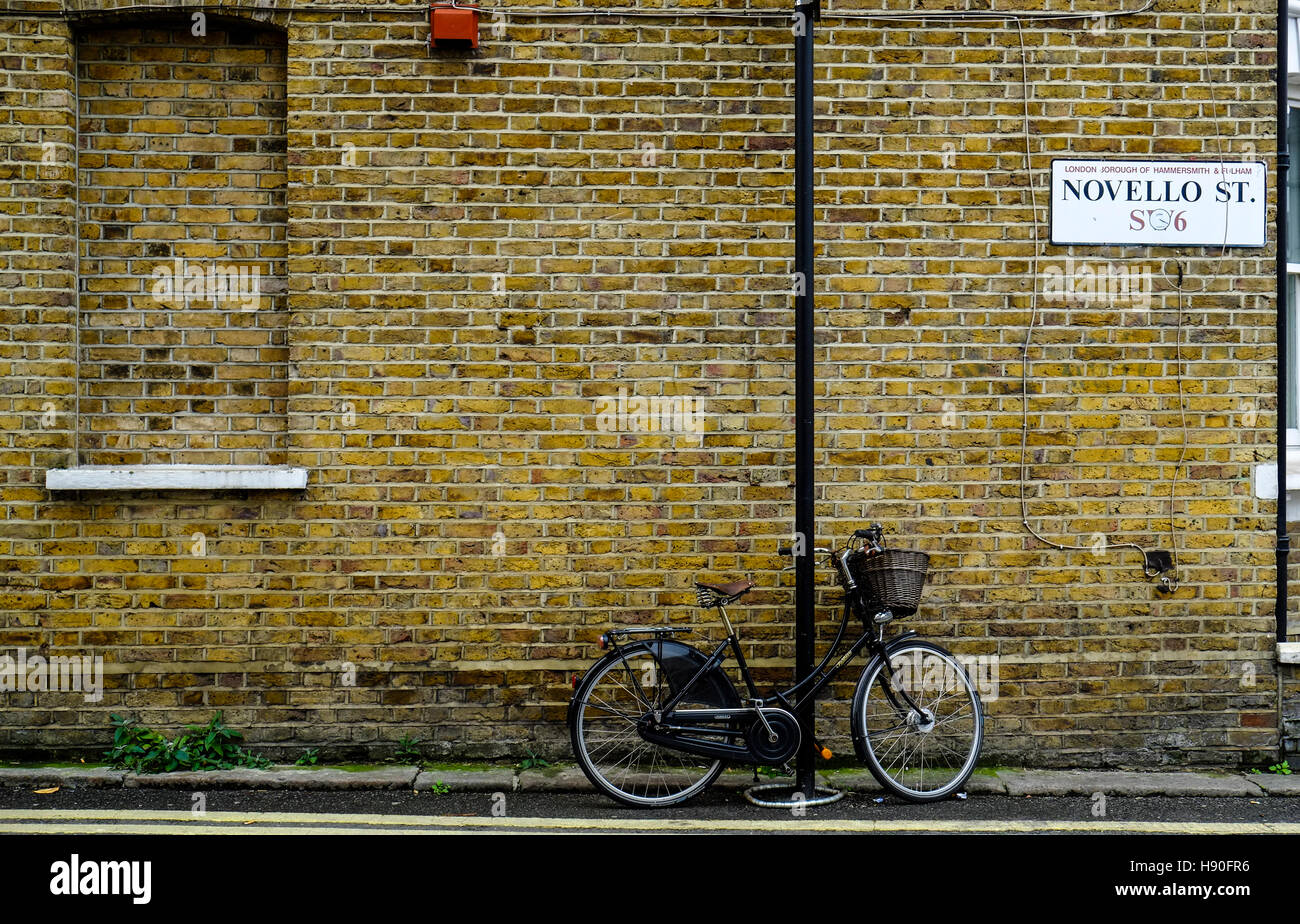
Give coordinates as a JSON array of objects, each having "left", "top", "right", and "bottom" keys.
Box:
[{"left": 1, "top": 809, "right": 1297, "bottom": 834}]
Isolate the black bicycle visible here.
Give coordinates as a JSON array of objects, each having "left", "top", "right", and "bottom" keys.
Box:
[{"left": 567, "top": 525, "right": 985, "bottom": 806}]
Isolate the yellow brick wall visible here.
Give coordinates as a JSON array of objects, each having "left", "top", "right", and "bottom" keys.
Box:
[{"left": 0, "top": 0, "right": 1290, "bottom": 765}]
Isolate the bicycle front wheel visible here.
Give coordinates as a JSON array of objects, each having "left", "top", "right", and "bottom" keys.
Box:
[
  {"left": 852, "top": 639, "right": 984, "bottom": 803},
  {"left": 568, "top": 642, "right": 724, "bottom": 808}
]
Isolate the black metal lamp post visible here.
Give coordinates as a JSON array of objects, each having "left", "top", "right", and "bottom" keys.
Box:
[
  {"left": 793, "top": 0, "right": 818, "bottom": 799},
  {"left": 746, "top": 0, "right": 836, "bottom": 809}
]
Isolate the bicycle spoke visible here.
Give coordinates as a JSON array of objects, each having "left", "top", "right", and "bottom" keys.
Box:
[
  {"left": 584, "top": 693, "right": 643, "bottom": 721},
  {"left": 584, "top": 726, "right": 641, "bottom": 764}
]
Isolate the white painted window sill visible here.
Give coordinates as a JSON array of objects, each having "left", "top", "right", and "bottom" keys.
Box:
[
  {"left": 1280, "top": 643, "right": 1300, "bottom": 664},
  {"left": 45, "top": 465, "right": 308, "bottom": 491}
]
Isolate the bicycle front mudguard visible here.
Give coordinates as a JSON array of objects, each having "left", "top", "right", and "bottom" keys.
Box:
[{"left": 849, "top": 631, "right": 920, "bottom": 763}]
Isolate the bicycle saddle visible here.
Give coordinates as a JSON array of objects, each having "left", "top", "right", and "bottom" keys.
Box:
[{"left": 694, "top": 580, "right": 754, "bottom": 607}]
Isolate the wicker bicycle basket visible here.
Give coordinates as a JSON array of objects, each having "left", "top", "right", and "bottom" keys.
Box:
[{"left": 848, "top": 549, "right": 930, "bottom": 616}]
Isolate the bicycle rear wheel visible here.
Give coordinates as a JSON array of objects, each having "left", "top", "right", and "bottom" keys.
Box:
[
  {"left": 568, "top": 642, "right": 724, "bottom": 807},
  {"left": 852, "top": 639, "right": 984, "bottom": 803}
]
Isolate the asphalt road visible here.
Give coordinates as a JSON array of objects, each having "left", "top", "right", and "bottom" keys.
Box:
[{"left": 1, "top": 786, "right": 1297, "bottom": 832}]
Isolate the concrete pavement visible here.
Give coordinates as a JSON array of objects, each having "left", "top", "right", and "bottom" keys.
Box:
[
  {"left": 3, "top": 808, "right": 1298, "bottom": 834},
  {"left": 1, "top": 763, "right": 1296, "bottom": 797}
]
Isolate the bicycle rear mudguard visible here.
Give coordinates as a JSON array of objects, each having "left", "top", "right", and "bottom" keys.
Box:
[{"left": 642, "top": 638, "right": 742, "bottom": 709}]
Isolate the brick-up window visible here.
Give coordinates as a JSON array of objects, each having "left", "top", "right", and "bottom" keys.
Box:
[{"left": 76, "top": 22, "right": 288, "bottom": 465}]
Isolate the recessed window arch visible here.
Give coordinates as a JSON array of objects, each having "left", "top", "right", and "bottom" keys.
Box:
[{"left": 74, "top": 16, "right": 288, "bottom": 467}]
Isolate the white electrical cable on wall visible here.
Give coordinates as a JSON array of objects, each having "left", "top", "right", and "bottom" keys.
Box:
[
  {"left": 1011, "top": 18, "right": 1155, "bottom": 575},
  {"left": 1014, "top": 2, "right": 1237, "bottom": 585}
]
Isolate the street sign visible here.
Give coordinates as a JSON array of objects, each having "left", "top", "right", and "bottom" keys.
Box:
[{"left": 1049, "top": 158, "right": 1266, "bottom": 247}]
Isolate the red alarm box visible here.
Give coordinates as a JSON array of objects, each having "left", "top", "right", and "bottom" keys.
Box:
[{"left": 430, "top": 3, "right": 481, "bottom": 49}]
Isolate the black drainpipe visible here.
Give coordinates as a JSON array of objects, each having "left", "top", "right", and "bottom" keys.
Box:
[{"left": 1278, "top": 7, "right": 1290, "bottom": 644}]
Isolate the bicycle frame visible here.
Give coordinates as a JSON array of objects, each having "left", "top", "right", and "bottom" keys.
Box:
[{"left": 604, "top": 552, "right": 933, "bottom": 763}]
